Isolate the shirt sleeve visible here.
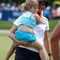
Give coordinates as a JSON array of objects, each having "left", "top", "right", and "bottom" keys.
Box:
[
  {"left": 13, "top": 16, "right": 21, "bottom": 27},
  {"left": 45, "top": 20, "right": 49, "bottom": 30},
  {"left": 44, "top": 17, "right": 50, "bottom": 30}
]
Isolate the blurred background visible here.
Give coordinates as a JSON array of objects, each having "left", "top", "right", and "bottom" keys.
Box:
[{"left": 0, "top": 0, "right": 60, "bottom": 21}]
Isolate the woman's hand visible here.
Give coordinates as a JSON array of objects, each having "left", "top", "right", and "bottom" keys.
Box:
[
  {"left": 49, "top": 56, "right": 53, "bottom": 60},
  {"left": 18, "top": 41, "right": 31, "bottom": 47}
]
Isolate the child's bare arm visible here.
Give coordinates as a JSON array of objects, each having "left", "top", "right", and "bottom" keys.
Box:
[{"left": 33, "top": 11, "right": 43, "bottom": 24}]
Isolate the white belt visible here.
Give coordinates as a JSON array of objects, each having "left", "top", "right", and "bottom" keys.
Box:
[{"left": 18, "top": 45, "right": 39, "bottom": 52}]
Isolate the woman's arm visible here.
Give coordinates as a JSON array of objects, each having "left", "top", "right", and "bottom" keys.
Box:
[
  {"left": 44, "top": 30, "right": 53, "bottom": 60},
  {"left": 8, "top": 24, "right": 20, "bottom": 44},
  {"left": 8, "top": 24, "right": 28, "bottom": 45},
  {"left": 44, "top": 30, "right": 51, "bottom": 53}
]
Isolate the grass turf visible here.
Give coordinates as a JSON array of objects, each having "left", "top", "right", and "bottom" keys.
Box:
[{"left": 0, "top": 34, "right": 14, "bottom": 60}]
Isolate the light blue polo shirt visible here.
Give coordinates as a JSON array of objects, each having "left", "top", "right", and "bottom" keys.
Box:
[{"left": 14, "top": 11, "right": 36, "bottom": 29}]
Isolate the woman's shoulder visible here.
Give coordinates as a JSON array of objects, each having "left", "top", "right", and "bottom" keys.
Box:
[{"left": 43, "top": 16, "right": 48, "bottom": 21}]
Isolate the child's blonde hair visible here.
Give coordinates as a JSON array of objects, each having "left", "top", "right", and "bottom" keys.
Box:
[{"left": 21, "top": 0, "right": 38, "bottom": 12}]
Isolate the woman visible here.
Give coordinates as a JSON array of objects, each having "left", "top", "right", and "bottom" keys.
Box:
[
  {"left": 4, "top": 0, "right": 47, "bottom": 60},
  {"left": 50, "top": 20, "right": 60, "bottom": 60},
  {"left": 15, "top": 0, "right": 53, "bottom": 60}
]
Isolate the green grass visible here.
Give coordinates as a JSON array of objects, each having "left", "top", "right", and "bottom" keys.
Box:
[
  {"left": 0, "top": 20, "right": 13, "bottom": 29},
  {"left": 0, "top": 34, "right": 14, "bottom": 60},
  {"left": 0, "top": 19, "right": 60, "bottom": 31},
  {"left": 49, "top": 19, "right": 59, "bottom": 32}
]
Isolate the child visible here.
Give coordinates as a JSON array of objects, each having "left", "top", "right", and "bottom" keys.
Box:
[{"left": 4, "top": 0, "right": 46, "bottom": 60}]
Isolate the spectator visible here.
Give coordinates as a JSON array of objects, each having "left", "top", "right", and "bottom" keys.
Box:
[
  {"left": 56, "top": 5, "right": 60, "bottom": 18},
  {"left": 43, "top": 6, "right": 51, "bottom": 19},
  {"left": 51, "top": 7, "right": 57, "bottom": 18},
  {"left": 10, "top": 2, "right": 17, "bottom": 11},
  {"left": 4, "top": 3, "right": 11, "bottom": 11}
]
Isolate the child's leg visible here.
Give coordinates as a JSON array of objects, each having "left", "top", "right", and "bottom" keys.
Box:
[
  {"left": 30, "top": 40, "right": 47, "bottom": 60},
  {"left": 4, "top": 44, "right": 18, "bottom": 60}
]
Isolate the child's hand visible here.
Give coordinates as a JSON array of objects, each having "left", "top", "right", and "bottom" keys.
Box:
[
  {"left": 38, "top": 10, "right": 43, "bottom": 16},
  {"left": 40, "top": 11, "right": 43, "bottom": 15}
]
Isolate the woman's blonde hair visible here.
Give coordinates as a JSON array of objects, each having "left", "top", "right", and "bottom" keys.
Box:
[{"left": 21, "top": 0, "right": 38, "bottom": 12}]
